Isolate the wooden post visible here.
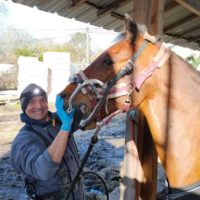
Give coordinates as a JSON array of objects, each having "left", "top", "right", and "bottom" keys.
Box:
[
  {"left": 132, "top": 0, "right": 164, "bottom": 38},
  {"left": 120, "top": 109, "right": 145, "bottom": 200},
  {"left": 137, "top": 112, "right": 158, "bottom": 200},
  {"left": 121, "top": 109, "right": 157, "bottom": 200},
  {"left": 121, "top": 1, "right": 164, "bottom": 199}
]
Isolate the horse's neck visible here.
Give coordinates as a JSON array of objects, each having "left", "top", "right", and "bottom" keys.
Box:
[{"left": 139, "top": 52, "right": 200, "bottom": 188}]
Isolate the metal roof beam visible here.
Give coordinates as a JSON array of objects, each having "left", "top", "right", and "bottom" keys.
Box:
[
  {"left": 164, "top": 14, "right": 198, "bottom": 32},
  {"left": 36, "top": 0, "right": 58, "bottom": 11},
  {"left": 84, "top": 1, "right": 101, "bottom": 9},
  {"left": 166, "top": 33, "right": 200, "bottom": 44},
  {"left": 69, "top": 0, "right": 87, "bottom": 7},
  {"left": 110, "top": 12, "right": 124, "bottom": 20},
  {"left": 175, "top": 0, "right": 200, "bottom": 16},
  {"left": 177, "top": 24, "right": 200, "bottom": 35},
  {"left": 164, "top": 1, "right": 179, "bottom": 12},
  {"left": 97, "top": 0, "right": 130, "bottom": 17},
  {"left": 13, "top": 0, "right": 37, "bottom": 7}
]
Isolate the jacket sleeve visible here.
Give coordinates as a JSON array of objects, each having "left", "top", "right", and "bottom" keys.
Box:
[{"left": 10, "top": 131, "right": 60, "bottom": 181}]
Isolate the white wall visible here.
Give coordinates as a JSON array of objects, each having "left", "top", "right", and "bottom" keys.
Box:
[
  {"left": 0, "top": 64, "right": 15, "bottom": 73},
  {"left": 17, "top": 52, "right": 70, "bottom": 102},
  {"left": 43, "top": 52, "right": 70, "bottom": 102},
  {"left": 17, "top": 56, "right": 48, "bottom": 96}
]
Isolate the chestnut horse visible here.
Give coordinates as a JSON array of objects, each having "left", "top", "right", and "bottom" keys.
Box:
[{"left": 60, "top": 14, "right": 200, "bottom": 199}]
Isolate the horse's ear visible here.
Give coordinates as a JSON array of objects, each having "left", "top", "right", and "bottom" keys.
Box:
[{"left": 124, "top": 13, "right": 138, "bottom": 44}]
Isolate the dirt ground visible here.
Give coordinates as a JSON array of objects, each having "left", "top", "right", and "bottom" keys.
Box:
[
  {"left": 0, "top": 103, "right": 22, "bottom": 157},
  {"left": 0, "top": 102, "right": 58, "bottom": 199},
  {"left": 0, "top": 102, "right": 125, "bottom": 200},
  {"left": 0, "top": 103, "right": 27, "bottom": 199},
  {"left": 0, "top": 102, "right": 165, "bottom": 200},
  {"left": 0, "top": 102, "right": 125, "bottom": 199}
]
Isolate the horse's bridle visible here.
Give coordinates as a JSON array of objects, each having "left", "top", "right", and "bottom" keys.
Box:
[
  {"left": 68, "top": 40, "right": 148, "bottom": 129},
  {"left": 67, "top": 38, "right": 171, "bottom": 129}
]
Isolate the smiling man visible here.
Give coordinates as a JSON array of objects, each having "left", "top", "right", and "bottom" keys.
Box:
[
  {"left": 10, "top": 83, "right": 84, "bottom": 200},
  {"left": 20, "top": 84, "right": 49, "bottom": 121}
]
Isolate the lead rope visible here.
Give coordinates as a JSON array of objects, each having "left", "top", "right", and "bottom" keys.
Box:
[
  {"left": 64, "top": 108, "right": 130, "bottom": 200},
  {"left": 64, "top": 124, "right": 110, "bottom": 200}
]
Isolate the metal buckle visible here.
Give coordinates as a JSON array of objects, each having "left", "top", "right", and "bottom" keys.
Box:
[{"left": 68, "top": 74, "right": 83, "bottom": 84}]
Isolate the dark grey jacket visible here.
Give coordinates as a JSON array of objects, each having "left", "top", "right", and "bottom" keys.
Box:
[{"left": 10, "top": 115, "right": 84, "bottom": 200}]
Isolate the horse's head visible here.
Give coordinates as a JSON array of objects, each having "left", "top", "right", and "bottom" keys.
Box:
[{"left": 60, "top": 14, "right": 163, "bottom": 130}]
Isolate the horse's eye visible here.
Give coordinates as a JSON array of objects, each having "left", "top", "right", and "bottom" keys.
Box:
[{"left": 103, "top": 58, "right": 113, "bottom": 66}]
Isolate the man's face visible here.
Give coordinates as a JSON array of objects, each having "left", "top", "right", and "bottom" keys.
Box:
[{"left": 25, "top": 96, "right": 49, "bottom": 121}]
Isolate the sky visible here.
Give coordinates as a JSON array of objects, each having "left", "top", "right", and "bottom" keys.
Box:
[
  {"left": 1, "top": 0, "right": 199, "bottom": 58},
  {"left": 0, "top": 0, "right": 118, "bottom": 50}
]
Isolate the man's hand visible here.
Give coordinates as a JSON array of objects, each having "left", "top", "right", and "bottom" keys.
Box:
[{"left": 55, "top": 95, "right": 75, "bottom": 132}]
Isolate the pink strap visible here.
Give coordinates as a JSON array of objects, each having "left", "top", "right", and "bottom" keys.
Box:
[
  {"left": 134, "top": 62, "right": 158, "bottom": 90},
  {"left": 134, "top": 47, "right": 170, "bottom": 90},
  {"left": 102, "top": 100, "right": 131, "bottom": 125},
  {"left": 102, "top": 110, "right": 122, "bottom": 125}
]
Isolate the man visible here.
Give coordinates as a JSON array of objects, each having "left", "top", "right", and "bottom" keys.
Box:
[{"left": 10, "top": 83, "right": 84, "bottom": 200}]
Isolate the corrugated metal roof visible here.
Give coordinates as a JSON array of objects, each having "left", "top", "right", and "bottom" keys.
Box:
[{"left": 11, "top": 0, "right": 200, "bottom": 50}]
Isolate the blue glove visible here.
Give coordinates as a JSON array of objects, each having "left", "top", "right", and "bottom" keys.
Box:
[{"left": 55, "top": 95, "right": 75, "bottom": 132}]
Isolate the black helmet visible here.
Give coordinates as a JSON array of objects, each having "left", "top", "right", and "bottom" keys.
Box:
[{"left": 20, "top": 83, "right": 47, "bottom": 112}]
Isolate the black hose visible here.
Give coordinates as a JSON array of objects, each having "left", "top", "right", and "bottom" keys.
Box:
[
  {"left": 64, "top": 133, "right": 99, "bottom": 200},
  {"left": 82, "top": 171, "right": 109, "bottom": 200}
]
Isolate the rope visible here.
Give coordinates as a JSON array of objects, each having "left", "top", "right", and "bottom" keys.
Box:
[{"left": 64, "top": 125, "right": 101, "bottom": 200}]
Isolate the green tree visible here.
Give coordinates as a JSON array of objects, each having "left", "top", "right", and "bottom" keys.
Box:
[
  {"left": 69, "top": 32, "right": 87, "bottom": 49},
  {"left": 67, "top": 32, "right": 91, "bottom": 63},
  {"left": 186, "top": 55, "right": 200, "bottom": 69}
]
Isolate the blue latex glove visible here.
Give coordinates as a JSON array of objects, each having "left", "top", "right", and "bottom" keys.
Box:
[{"left": 55, "top": 95, "right": 75, "bottom": 132}]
